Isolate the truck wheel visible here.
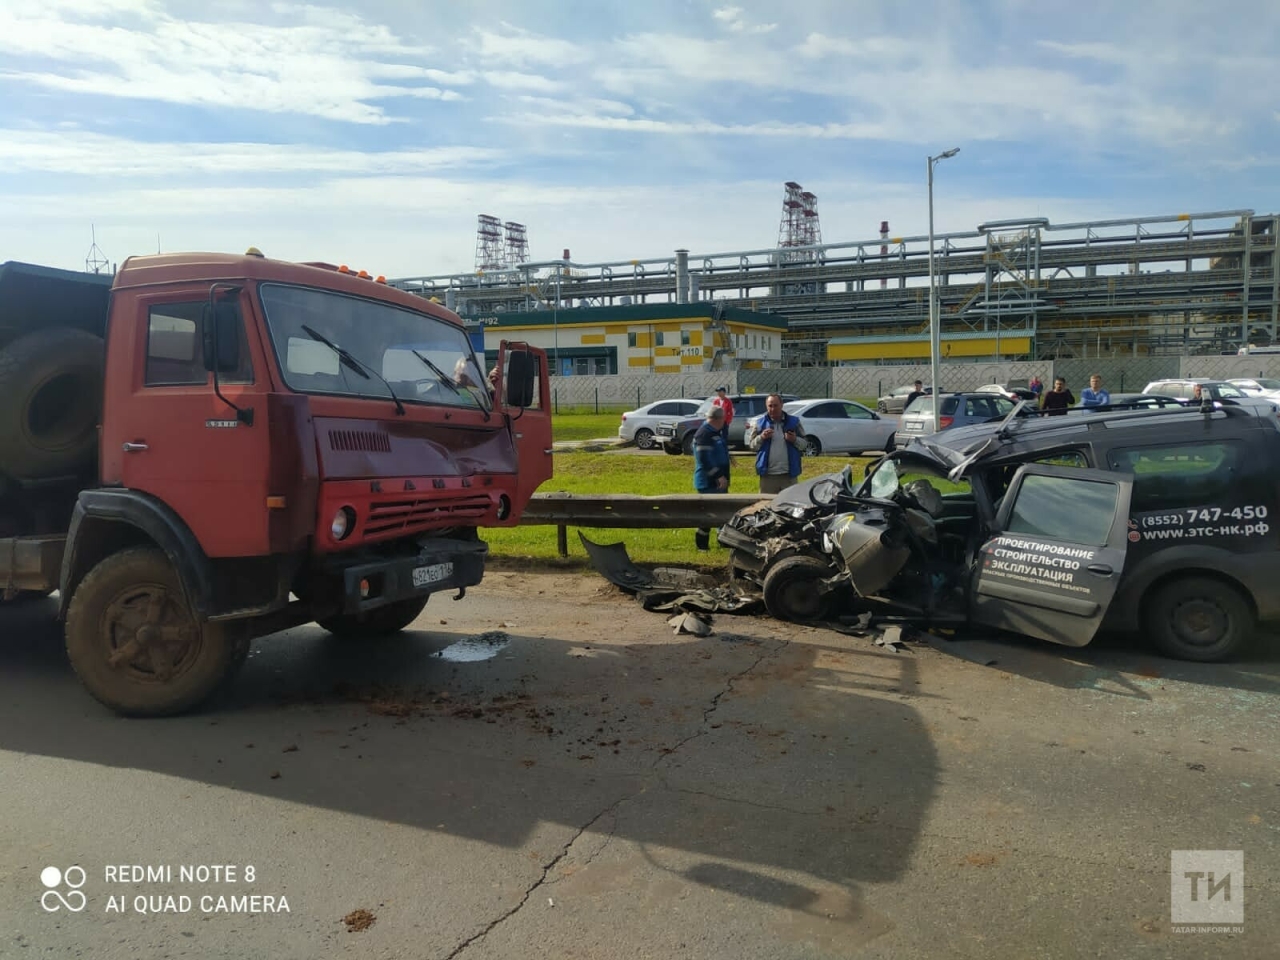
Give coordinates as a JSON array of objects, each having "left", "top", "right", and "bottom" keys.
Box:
[
  {"left": 681, "top": 433, "right": 695, "bottom": 456},
  {"left": 0, "top": 327, "right": 104, "bottom": 480},
  {"left": 762, "top": 555, "right": 836, "bottom": 623},
  {"left": 318, "top": 596, "right": 429, "bottom": 639},
  {"left": 662, "top": 442, "right": 681, "bottom": 456},
  {"left": 65, "top": 547, "right": 237, "bottom": 716},
  {"left": 1143, "top": 576, "right": 1254, "bottom": 662}
]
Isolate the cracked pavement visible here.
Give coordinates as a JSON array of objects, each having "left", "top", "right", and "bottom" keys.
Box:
[{"left": 1, "top": 571, "right": 1277, "bottom": 959}]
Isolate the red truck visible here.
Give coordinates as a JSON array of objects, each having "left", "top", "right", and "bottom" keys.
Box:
[{"left": 0, "top": 250, "right": 552, "bottom": 716}]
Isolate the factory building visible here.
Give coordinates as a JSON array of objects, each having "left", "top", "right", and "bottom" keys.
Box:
[{"left": 466, "top": 302, "right": 787, "bottom": 377}]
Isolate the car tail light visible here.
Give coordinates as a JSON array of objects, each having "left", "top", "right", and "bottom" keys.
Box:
[
  {"left": 620, "top": 413, "right": 627, "bottom": 421},
  {"left": 938, "top": 416, "right": 954, "bottom": 429}
]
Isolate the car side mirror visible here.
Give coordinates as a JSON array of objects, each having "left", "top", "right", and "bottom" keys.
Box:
[
  {"left": 202, "top": 300, "right": 242, "bottom": 373},
  {"left": 505, "top": 348, "right": 535, "bottom": 407}
]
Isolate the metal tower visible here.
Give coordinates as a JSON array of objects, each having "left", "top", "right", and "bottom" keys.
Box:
[
  {"left": 85, "top": 224, "right": 110, "bottom": 274},
  {"left": 474, "top": 214, "right": 504, "bottom": 271},
  {"left": 503, "top": 221, "right": 529, "bottom": 268},
  {"left": 778, "top": 182, "right": 807, "bottom": 248}
]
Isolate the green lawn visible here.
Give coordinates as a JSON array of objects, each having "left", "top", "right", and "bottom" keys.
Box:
[
  {"left": 552, "top": 412, "right": 626, "bottom": 441},
  {"left": 486, "top": 450, "right": 872, "bottom": 567}
]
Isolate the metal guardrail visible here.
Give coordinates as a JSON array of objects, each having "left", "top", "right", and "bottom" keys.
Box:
[{"left": 521, "top": 492, "right": 772, "bottom": 556}]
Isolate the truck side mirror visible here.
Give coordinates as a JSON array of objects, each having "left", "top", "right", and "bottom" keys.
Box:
[
  {"left": 505, "top": 348, "right": 535, "bottom": 407},
  {"left": 202, "top": 300, "right": 242, "bottom": 373}
]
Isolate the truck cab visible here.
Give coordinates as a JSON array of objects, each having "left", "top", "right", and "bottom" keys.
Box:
[{"left": 0, "top": 251, "right": 553, "bottom": 715}]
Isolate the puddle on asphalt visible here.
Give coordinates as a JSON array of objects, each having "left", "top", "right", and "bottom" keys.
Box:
[{"left": 432, "top": 631, "right": 511, "bottom": 662}]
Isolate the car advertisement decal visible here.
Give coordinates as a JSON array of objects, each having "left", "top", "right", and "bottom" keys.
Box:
[
  {"left": 981, "top": 536, "right": 1096, "bottom": 596},
  {"left": 1130, "top": 505, "right": 1270, "bottom": 542}
]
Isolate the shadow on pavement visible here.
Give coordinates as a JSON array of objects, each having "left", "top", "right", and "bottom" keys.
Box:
[{"left": 0, "top": 592, "right": 938, "bottom": 911}]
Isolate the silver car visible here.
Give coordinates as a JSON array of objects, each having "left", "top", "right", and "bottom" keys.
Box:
[
  {"left": 876, "top": 384, "right": 931, "bottom": 414},
  {"left": 618, "top": 398, "right": 701, "bottom": 449},
  {"left": 1227, "top": 377, "right": 1280, "bottom": 399},
  {"left": 895, "top": 392, "right": 1014, "bottom": 447},
  {"left": 783, "top": 399, "right": 897, "bottom": 455}
]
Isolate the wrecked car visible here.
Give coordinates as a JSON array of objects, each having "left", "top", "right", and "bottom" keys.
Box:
[{"left": 719, "top": 399, "right": 1280, "bottom": 662}]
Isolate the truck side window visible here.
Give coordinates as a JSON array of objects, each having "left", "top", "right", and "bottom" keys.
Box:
[
  {"left": 146, "top": 302, "right": 254, "bottom": 387},
  {"left": 1106, "top": 442, "right": 1240, "bottom": 512},
  {"left": 1006, "top": 474, "right": 1118, "bottom": 545},
  {"left": 146, "top": 304, "right": 205, "bottom": 385}
]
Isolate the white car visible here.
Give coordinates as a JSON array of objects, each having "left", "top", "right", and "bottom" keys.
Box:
[
  {"left": 618, "top": 398, "right": 701, "bottom": 449},
  {"left": 1227, "top": 377, "right": 1280, "bottom": 399},
  {"left": 783, "top": 399, "right": 897, "bottom": 456}
]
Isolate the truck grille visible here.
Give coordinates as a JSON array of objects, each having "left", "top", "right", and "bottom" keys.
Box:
[
  {"left": 363, "top": 494, "right": 492, "bottom": 536},
  {"left": 329, "top": 429, "right": 392, "bottom": 453}
]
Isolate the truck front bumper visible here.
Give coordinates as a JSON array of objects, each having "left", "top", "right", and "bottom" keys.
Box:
[{"left": 336, "top": 537, "right": 489, "bottom": 614}]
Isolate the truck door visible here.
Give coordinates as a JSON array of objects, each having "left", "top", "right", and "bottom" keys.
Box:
[
  {"left": 103, "top": 286, "right": 272, "bottom": 557},
  {"left": 970, "top": 464, "right": 1133, "bottom": 647},
  {"left": 495, "top": 341, "right": 553, "bottom": 513}
]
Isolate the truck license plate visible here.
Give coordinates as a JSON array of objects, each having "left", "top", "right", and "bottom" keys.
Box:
[{"left": 412, "top": 562, "right": 453, "bottom": 588}]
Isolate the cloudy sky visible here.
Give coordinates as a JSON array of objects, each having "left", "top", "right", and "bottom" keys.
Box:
[{"left": 1, "top": 0, "right": 1276, "bottom": 279}]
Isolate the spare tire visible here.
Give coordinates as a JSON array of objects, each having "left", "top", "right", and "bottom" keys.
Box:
[{"left": 0, "top": 327, "right": 104, "bottom": 479}]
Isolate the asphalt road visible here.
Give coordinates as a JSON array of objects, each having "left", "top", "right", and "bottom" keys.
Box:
[{"left": 1, "top": 573, "right": 1276, "bottom": 959}]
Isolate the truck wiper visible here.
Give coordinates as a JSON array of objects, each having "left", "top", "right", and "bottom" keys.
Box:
[
  {"left": 409, "top": 350, "right": 462, "bottom": 397},
  {"left": 301, "top": 324, "right": 405, "bottom": 416},
  {"left": 410, "top": 349, "right": 491, "bottom": 421}
]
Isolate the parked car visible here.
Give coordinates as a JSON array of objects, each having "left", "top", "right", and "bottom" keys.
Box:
[
  {"left": 617, "top": 398, "right": 701, "bottom": 449},
  {"left": 895, "top": 392, "right": 1015, "bottom": 447},
  {"left": 656, "top": 393, "right": 800, "bottom": 454},
  {"left": 876, "top": 384, "right": 931, "bottom": 414},
  {"left": 1227, "top": 377, "right": 1280, "bottom": 399},
  {"left": 719, "top": 399, "right": 1280, "bottom": 662},
  {"left": 975, "top": 382, "right": 1038, "bottom": 401},
  {"left": 781, "top": 399, "right": 896, "bottom": 456},
  {"left": 1142, "top": 378, "right": 1280, "bottom": 414}
]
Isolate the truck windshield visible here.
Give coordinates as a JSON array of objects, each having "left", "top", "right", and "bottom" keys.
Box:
[{"left": 259, "top": 282, "right": 491, "bottom": 412}]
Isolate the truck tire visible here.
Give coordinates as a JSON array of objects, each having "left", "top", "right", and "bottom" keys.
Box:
[
  {"left": 762, "top": 555, "right": 837, "bottom": 623},
  {"left": 65, "top": 547, "right": 237, "bottom": 716},
  {"left": 0, "top": 327, "right": 104, "bottom": 479},
  {"left": 318, "top": 596, "right": 429, "bottom": 639},
  {"left": 1143, "top": 575, "right": 1254, "bottom": 663}
]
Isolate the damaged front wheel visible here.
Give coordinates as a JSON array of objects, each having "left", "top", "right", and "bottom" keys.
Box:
[{"left": 762, "top": 555, "right": 838, "bottom": 623}]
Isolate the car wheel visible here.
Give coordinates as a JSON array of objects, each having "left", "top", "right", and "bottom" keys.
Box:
[
  {"left": 804, "top": 436, "right": 822, "bottom": 456},
  {"left": 877, "top": 401, "right": 888, "bottom": 413},
  {"left": 762, "top": 555, "right": 837, "bottom": 623},
  {"left": 634, "top": 428, "right": 655, "bottom": 450},
  {"left": 1143, "top": 576, "right": 1254, "bottom": 662},
  {"left": 662, "top": 442, "right": 681, "bottom": 456},
  {"left": 681, "top": 432, "right": 695, "bottom": 456}
]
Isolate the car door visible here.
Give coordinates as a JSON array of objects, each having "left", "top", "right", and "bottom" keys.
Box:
[
  {"left": 970, "top": 464, "right": 1133, "bottom": 647},
  {"left": 841, "top": 401, "right": 885, "bottom": 451},
  {"left": 802, "top": 402, "right": 846, "bottom": 451}
]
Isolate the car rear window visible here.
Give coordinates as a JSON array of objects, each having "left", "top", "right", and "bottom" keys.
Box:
[{"left": 1106, "top": 441, "right": 1242, "bottom": 512}]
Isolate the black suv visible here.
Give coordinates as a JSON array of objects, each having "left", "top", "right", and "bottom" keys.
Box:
[
  {"left": 718, "top": 400, "right": 1280, "bottom": 662},
  {"left": 656, "top": 394, "right": 801, "bottom": 454}
]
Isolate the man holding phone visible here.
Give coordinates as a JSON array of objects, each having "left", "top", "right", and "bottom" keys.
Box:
[{"left": 747, "top": 393, "right": 805, "bottom": 494}]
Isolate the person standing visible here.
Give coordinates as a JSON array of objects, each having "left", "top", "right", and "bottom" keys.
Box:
[
  {"left": 905, "top": 380, "right": 927, "bottom": 410},
  {"left": 692, "top": 406, "right": 730, "bottom": 550},
  {"left": 1041, "top": 377, "right": 1075, "bottom": 416},
  {"left": 747, "top": 393, "right": 805, "bottom": 494},
  {"left": 711, "top": 386, "right": 735, "bottom": 441},
  {"left": 1079, "top": 374, "right": 1110, "bottom": 410}
]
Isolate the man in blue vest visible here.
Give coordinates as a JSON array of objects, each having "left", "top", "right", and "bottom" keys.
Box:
[
  {"left": 747, "top": 393, "right": 805, "bottom": 494},
  {"left": 692, "top": 406, "right": 730, "bottom": 549}
]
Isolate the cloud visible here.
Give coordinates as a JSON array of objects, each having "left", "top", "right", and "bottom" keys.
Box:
[
  {"left": 483, "top": 71, "right": 564, "bottom": 94},
  {"left": 0, "top": 3, "right": 462, "bottom": 124},
  {"left": 469, "top": 24, "right": 589, "bottom": 68},
  {"left": 711, "top": 5, "right": 777, "bottom": 34},
  {"left": 0, "top": 130, "right": 503, "bottom": 177}
]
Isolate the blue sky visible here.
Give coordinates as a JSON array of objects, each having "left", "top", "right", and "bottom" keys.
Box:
[{"left": 1, "top": 0, "right": 1277, "bottom": 278}]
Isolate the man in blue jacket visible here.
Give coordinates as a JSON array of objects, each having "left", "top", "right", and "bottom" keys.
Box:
[
  {"left": 747, "top": 393, "right": 805, "bottom": 494},
  {"left": 692, "top": 406, "right": 730, "bottom": 550}
]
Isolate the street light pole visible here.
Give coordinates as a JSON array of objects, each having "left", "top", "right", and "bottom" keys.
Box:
[{"left": 927, "top": 147, "right": 960, "bottom": 433}]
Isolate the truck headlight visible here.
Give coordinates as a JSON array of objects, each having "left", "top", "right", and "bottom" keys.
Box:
[{"left": 331, "top": 507, "right": 355, "bottom": 540}]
